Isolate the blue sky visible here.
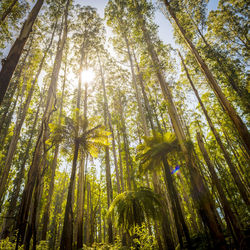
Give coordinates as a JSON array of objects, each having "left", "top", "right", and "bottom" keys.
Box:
[{"left": 76, "top": 0, "right": 219, "bottom": 46}]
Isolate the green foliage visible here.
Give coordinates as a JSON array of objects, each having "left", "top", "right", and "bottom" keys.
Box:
[
  {"left": 0, "top": 0, "right": 249, "bottom": 249},
  {"left": 129, "top": 224, "right": 157, "bottom": 249},
  {"left": 107, "top": 187, "right": 162, "bottom": 230},
  {"left": 0, "top": 238, "right": 23, "bottom": 250},
  {"left": 36, "top": 241, "right": 49, "bottom": 250},
  {"left": 136, "top": 131, "right": 181, "bottom": 173}
]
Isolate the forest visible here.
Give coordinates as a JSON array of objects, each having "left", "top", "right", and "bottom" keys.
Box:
[{"left": 0, "top": 0, "right": 249, "bottom": 249}]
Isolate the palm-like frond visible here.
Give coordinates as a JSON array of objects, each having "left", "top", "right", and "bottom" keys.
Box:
[
  {"left": 136, "top": 132, "right": 181, "bottom": 174},
  {"left": 56, "top": 115, "right": 110, "bottom": 158},
  {"left": 79, "top": 125, "right": 111, "bottom": 158},
  {"left": 107, "top": 187, "right": 162, "bottom": 230}
]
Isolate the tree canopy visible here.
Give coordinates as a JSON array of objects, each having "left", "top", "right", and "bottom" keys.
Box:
[{"left": 0, "top": 0, "right": 249, "bottom": 249}]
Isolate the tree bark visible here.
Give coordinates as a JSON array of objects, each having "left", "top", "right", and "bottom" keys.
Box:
[
  {"left": 15, "top": 2, "right": 69, "bottom": 247},
  {"left": 0, "top": 96, "right": 41, "bottom": 239},
  {"left": 163, "top": 0, "right": 250, "bottom": 153},
  {"left": 197, "top": 132, "right": 245, "bottom": 247},
  {"left": 76, "top": 155, "right": 85, "bottom": 249},
  {"left": 0, "top": 0, "right": 44, "bottom": 104},
  {"left": 162, "top": 157, "right": 191, "bottom": 246},
  {"left": 60, "top": 140, "right": 79, "bottom": 250},
  {"left": 134, "top": 2, "right": 227, "bottom": 248},
  {"left": 97, "top": 52, "right": 121, "bottom": 194},
  {"left": 117, "top": 128, "right": 125, "bottom": 192},
  {"left": 0, "top": 0, "right": 18, "bottom": 22},
  {"left": 124, "top": 33, "right": 149, "bottom": 136},
  {"left": 0, "top": 23, "right": 56, "bottom": 203},
  {"left": 179, "top": 51, "right": 250, "bottom": 206}
]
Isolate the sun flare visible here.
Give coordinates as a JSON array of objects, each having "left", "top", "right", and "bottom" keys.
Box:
[{"left": 81, "top": 68, "right": 95, "bottom": 83}]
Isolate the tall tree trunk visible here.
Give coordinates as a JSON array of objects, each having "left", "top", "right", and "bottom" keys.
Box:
[
  {"left": 15, "top": 2, "right": 69, "bottom": 247},
  {"left": 0, "top": 35, "right": 33, "bottom": 150},
  {"left": 117, "top": 90, "right": 132, "bottom": 190},
  {"left": 163, "top": 0, "right": 250, "bottom": 153},
  {"left": 76, "top": 155, "right": 86, "bottom": 249},
  {"left": 24, "top": 159, "right": 46, "bottom": 250},
  {"left": 0, "top": 0, "right": 44, "bottom": 104},
  {"left": 60, "top": 140, "right": 79, "bottom": 250},
  {"left": 0, "top": 96, "right": 41, "bottom": 239},
  {"left": 0, "top": 34, "right": 33, "bottom": 135},
  {"left": 134, "top": 3, "right": 227, "bottom": 248},
  {"left": 98, "top": 203, "right": 102, "bottom": 243},
  {"left": 124, "top": 33, "right": 149, "bottom": 136},
  {"left": 162, "top": 157, "right": 191, "bottom": 246},
  {"left": 41, "top": 42, "right": 67, "bottom": 242},
  {"left": 117, "top": 128, "right": 125, "bottom": 192},
  {"left": 48, "top": 174, "right": 68, "bottom": 250},
  {"left": 85, "top": 181, "right": 91, "bottom": 245},
  {"left": 0, "top": 0, "right": 18, "bottom": 22},
  {"left": 132, "top": 48, "right": 176, "bottom": 249},
  {"left": 97, "top": 52, "right": 121, "bottom": 194},
  {"left": 105, "top": 148, "right": 113, "bottom": 243},
  {"left": 132, "top": 50, "right": 155, "bottom": 132},
  {"left": 0, "top": 23, "right": 56, "bottom": 203},
  {"left": 132, "top": 47, "right": 177, "bottom": 249},
  {"left": 183, "top": 4, "right": 246, "bottom": 99},
  {"left": 179, "top": 51, "right": 250, "bottom": 206},
  {"left": 196, "top": 132, "right": 245, "bottom": 247}
]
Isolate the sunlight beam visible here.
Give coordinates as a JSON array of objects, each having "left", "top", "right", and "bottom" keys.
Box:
[{"left": 81, "top": 68, "right": 95, "bottom": 83}]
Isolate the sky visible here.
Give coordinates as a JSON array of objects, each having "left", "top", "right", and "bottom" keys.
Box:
[
  {"left": 0, "top": 0, "right": 220, "bottom": 173},
  {"left": 1, "top": 0, "right": 219, "bottom": 60},
  {"left": 77, "top": 0, "right": 219, "bottom": 47},
  {"left": 71, "top": 0, "right": 220, "bottom": 175}
]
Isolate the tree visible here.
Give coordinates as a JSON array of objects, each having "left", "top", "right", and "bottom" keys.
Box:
[
  {"left": 162, "top": 0, "right": 250, "bottom": 153},
  {"left": 107, "top": 187, "right": 161, "bottom": 247},
  {"left": 0, "top": 19, "right": 57, "bottom": 203},
  {"left": 178, "top": 51, "right": 250, "bottom": 206},
  {"left": 196, "top": 132, "right": 245, "bottom": 247},
  {"left": 15, "top": 0, "right": 70, "bottom": 247},
  {"left": 137, "top": 132, "right": 191, "bottom": 247},
  {"left": 60, "top": 117, "right": 110, "bottom": 250},
  {"left": 0, "top": 0, "right": 19, "bottom": 23},
  {"left": 0, "top": 0, "right": 44, "bottom": 104}
]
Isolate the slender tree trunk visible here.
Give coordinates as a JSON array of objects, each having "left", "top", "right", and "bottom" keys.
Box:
[
  {"left": 97, "top": 52, "right": 121, "bottom": 194},
  {"left": 40, "top": 146, "right": 59, "bottom": 241},
  {"left": 15, "top": 2, "right": 69, "bottom": 247},
  {"left": 132, "top": 47, "right": 178, "bottom": 249},
  {"left": 0, "top": 0, "right": 44, "bottom": 104},
  {"left": 183, "top": 4, "right": 245, "bottom": 98},
  {"left": 0, "top": 24, "right": 56, "bottom": 203},
  {"left": 117, "top": 128, "right": 125, "bottom": 192},
  {"left": 197, "top": 132, "right": 245, "bottom": 247},
  {"left": 48, "top": 174, "right": 68, "bottom": 250},
  {"left": 41, "top": 41, "right": 67, "bottom": 242},
  {"left": 60, "top": 140, "right": 79, "bottom": 250},
  {"left": 98, "top": 203, "right": 102, "bottom": 243},
  {"left": 179, "top": 51, "right": 250, "bottom": 206},
  {"left": 163, "top": 0, "right": 250, "bottom": 153},
  {"left": 76, "top": 155, "right": 85, "bottom": 249},
  {"left": 0, "top": 34, "right": 33, "bottom": 135},
  {"left": 95, "top": 53, "right": 114, "bottom": 244},
  {"left": 117, "top": 91, "right": 132, "bottom": 190},
  {"left": 85, "top": 181, "right": 91, "bottom": 245},
  {"left": 134, "top": 3, "right": 227, "bottom": 248},
  {"left": 0, "top": 0, "right": 18, "bottom": 22},
  {"left": 162, "top": 157, "right": 191, "bottom": 246},
  {"left": 124, "top": 33, "right": 149, "bottom": 136},
  {"left": 0, "top": 97, "right": 41, "bottom": 239}
]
